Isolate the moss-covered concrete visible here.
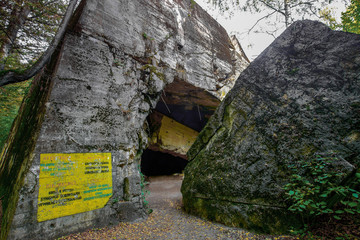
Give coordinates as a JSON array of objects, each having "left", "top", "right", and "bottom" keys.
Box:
[
  {"left": 0, "top": 39, "right": 62, "bottom": 240},
  {"left": 182, "top": 196, "right": 301, "bottom": 234},
  {"left": 0, "top": 2, "right": 86, "bottom": 239}
]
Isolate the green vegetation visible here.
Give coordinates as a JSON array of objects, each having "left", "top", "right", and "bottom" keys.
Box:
[
  {"left": 140, "top": 64, "right": 165, "bottom": 82},
  {"left": 142, "top": 32, "right": 154, "bottom": 41},
  {"left": 321, "top": 0, "right": 360, "bottom": 34},
  {"left": 123, "top": 177, "right": 130, "bottom": 201},
  {"left": 0, "top": 0, "right": 68, "bottom": 71},
  {"left": 139, "top": 167, "right": 152, "bottom": 214},
  {"left": 0, "top": 80, "right": 31, "bottom": 151},
  {"left": 286, "top": 68, "right": 299, "bottom": 76},
  {"left": 113, "top": 59, "right": 125, "bottom": 67},
  {"left": 0, "top": 1, "right": 78, "bottom": 87},
  {"left": 284, "top": 154, "right": 360, "bottom": 237},
  {"left": 341, "top": 0, "right": 360, "bottom": 34}
]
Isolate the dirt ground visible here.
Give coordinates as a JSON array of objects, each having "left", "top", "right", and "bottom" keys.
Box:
[{"left": 59, "top": 175, "right": 296, "bottom": 240}]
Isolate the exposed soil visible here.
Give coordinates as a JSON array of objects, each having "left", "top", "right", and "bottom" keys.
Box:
[
  {"left": 59, "top": 175, "right": 296, "bottom": 240},
  {"left": 304, "top": 210, "right": 360, "bottom": 239}
]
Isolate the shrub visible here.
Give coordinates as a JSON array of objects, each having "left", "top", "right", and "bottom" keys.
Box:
[{"left": 284, "top": 154, "right": 360, "bottom": 227}]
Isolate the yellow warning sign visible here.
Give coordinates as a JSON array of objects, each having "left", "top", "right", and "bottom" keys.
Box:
[{"left": 37, "top": 153, "right": 112, "bottom": 222}]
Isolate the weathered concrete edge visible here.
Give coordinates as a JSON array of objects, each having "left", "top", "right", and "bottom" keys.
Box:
[{"left": 0, "top": 2, "right": 87, "bottom": 239}]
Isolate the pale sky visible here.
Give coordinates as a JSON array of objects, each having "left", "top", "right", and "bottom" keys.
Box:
[{"left": 195, "top": 0, "right": 348, "bottom": 61}]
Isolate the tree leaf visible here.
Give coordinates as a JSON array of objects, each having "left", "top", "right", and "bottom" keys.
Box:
[
  {"left": 344, "top": 209, "right": 354, "bottom": 214},
  {"left": 348, "top": 202, "right": 357, "bottom": 208}
]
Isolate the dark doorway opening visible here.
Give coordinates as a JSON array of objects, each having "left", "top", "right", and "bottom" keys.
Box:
[
  {"left": 140, "top": 149, "right": 188, "bottom": 176},
  {"left": 140, "top": 78, "right": 221, "bottom": 177}
]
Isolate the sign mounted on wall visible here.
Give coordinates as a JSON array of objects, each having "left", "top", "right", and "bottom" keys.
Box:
[{"left": 37, "top": 153, "right": 112, "bottom": 222}]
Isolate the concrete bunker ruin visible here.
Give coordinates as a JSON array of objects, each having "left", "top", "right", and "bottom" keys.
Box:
[
  {"left": 141, "top": 78, "right": 221, "bottom": 176},
  {"left": 0, "top": 0, "right": 249, "bottom": 239}
]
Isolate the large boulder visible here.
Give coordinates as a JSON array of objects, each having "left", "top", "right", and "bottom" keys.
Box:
[{"left": 181, "top": 20, "right": 360, "bottom": 234}]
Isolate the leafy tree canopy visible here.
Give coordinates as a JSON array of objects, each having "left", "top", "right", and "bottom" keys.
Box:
[
  {"left": 0, "top": 0, "right": 68, "bottom": 72},
  {"left": 320, "top": 0, "right": 360, "bottom": 33},
  {"left": 0, "top": 0, "right": 78, "bottom": 87},
  {"left": 341, "top": 0, "right": 360, "bottom": 33}
]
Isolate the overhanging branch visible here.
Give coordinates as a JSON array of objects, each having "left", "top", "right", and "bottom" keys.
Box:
[
  {"left": 248, "top": 10, "right": 277, "bottom": 34},
  {"left": 0, "top": 0, "right": 78, "bottom": 87}
]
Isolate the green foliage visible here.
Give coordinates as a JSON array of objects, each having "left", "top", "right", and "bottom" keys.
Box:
[
  {"left": 284, "top": 154, "right": 360, "bottom": 228},
  {"left": 112, "top": 197, "right": 119, "bottom": 204},
  {"left": 142, "top": 32, "right": 154, "bottom": 41},
  {"left": 113, "top": 59, "right": 125, "bottom": 67},
  {"left": 286, "top": 67, "right": 299, "bottom": 76},
  {"left": 139, "top": 167, "right": 152, "bottom": 214},
  {"left": 140, "top": 64, "right": 165, "bottom": 82},
  {"left": 0, "top": 0, "right": 68, "bottom": 70},
  {"left": 321, "top": 0, "right": 360, "bottom": 34},
  {"left": 341, "top": 0, "right": 360, "bottom": 34},
  {"left": 0, "top": 80, "right": 31, "bottom": 151},
  {"left": 190, "top": 0, "right": 196, "bottom": 8},
  {"left": 319, "top": 7, "right": 340, "bottom": 30}
]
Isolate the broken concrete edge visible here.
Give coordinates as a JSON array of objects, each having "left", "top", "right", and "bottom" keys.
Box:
[
  {"left": 0, "top": 1, "right": 87, "bottom": 240},
  {"left": 230, "top": 35, "right": 250, "bottom": 64}
]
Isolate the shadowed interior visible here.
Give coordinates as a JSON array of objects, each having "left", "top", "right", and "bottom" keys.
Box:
[{"left": 141, "top": 79, "right": 221, "bottom": 176}]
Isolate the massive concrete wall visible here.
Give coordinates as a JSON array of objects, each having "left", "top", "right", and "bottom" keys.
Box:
[{"left": 1, "top": 0, "right": 248, "bottom": 239}]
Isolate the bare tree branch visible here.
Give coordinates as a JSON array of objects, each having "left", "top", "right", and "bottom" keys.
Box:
[
  {"left": 289, "top": 0, "right": 318, "bottom": 8},
  {"left": 248, "top": 10, "right": 277, "bottom": 33},
  {"left": 258, "top": 0, "right": 286, "bottom": 17}
]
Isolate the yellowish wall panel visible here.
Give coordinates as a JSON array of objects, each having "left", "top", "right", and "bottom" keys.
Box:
[
  {"left": 154, "top": 116, "right": 199, "bottom": 156},
  {"left": 37, "top": 153, "right": 112, "bottom": 222}
]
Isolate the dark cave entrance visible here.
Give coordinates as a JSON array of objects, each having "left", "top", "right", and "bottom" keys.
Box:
[
  {"left": 141, "top": 149, "right": 188, "bottom": 176},
  {"left": 140, "top": 78, "right": 221, "bottom": 177}
]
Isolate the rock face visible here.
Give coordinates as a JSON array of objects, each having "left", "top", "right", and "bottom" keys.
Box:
[
  {"left": 0, "top": 0, "right": 249, "bottom": 239},
  {"left": 182, "top": 20, "right": 360, "bottom": 234}
]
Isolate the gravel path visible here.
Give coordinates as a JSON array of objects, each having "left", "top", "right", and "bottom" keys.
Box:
[{"left": 59, "top": 175, "right": 296, "bottom": 240}]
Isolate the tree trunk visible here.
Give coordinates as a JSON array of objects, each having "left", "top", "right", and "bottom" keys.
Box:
[
  {"left": 0, "top": 0, "right": 31, "bottom": 71},
  {"left": 284, "top": 0, "right": 290, "bottom": 27},
  {"left": 0, "top": 0, "right": 78, "bottom": 87}
]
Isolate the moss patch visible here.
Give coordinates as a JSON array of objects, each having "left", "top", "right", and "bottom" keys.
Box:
[
  {"left": 140, "top": 64, "right": 165, "bottom": 82},
  {"left": 0, "top": 80, "right": 32, "bottom": 151},
  {"left": 182, "top": 196, "right": 301, "bottom": 235}
]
